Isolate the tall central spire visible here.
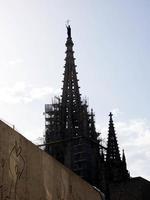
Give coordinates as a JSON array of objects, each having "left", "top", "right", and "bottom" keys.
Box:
[
  {"left": 61, "top": 25, "right": 82, "bottom": 136},
  {"left": 45, "top": 25, "right": 101, "bottom": 189}
]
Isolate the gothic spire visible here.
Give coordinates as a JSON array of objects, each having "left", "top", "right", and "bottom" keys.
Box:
[
  {"left": 90, "top": 109, "right": 98, "bottom": 139},
  {"left": 122, "top": 149, "right": 126, "bottom": 163},
  {"left": 61, "top": 25, "right": 82, "bottom": 135},
  {"left": 122, "top": 149, "right": 130, "bottom": 180},
  {"left": 122, "top": 149, "right": 127, "bottom": 170},
  {"left": 106, "top": 112, "right": 121, "bottom": 162}
]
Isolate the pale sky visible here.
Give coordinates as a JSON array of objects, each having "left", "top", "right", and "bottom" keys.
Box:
[{"left": 0, "top": 0, "right": 150, "bottom": 180}]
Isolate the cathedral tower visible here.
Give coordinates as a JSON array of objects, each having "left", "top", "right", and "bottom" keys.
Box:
[{"left": 45, "top": 25, "right": 101, "bottom": 187}]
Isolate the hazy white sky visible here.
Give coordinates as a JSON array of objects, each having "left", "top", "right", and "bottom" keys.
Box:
[{"left": 0, "top": 0, "right": 150, "bottom": 180}]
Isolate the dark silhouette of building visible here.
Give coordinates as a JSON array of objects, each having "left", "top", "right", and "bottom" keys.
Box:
[
  {"left": 45, "top": 25, "right": 102, "bottom": 188},
  {"left": 44, "top": 25, "right": 150, "bottom": 199}
]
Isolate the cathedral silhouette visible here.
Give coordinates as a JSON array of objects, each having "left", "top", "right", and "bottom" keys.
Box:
[{"left": 44, "top": 25, "right": 150, "bottom": 200}]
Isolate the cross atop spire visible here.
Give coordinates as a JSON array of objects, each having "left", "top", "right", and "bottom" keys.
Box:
[{"left": 109, "top": 112, "right": 113, "bottom": 118}]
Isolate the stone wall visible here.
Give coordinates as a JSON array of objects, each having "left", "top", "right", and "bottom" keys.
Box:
[{"left": 0, "top": 120, "right": 103, "bottom": 200}]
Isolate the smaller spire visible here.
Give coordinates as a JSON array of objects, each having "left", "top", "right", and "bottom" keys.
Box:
[
  {"left": 122, "top": 149, "right": 126, "bottom": 163},
  {"left": 121, "top": 149, "right": 130, "bottom": 180},
  {"left": 106, "top": 112, "right": 121, "bottom": 162},
  {"left": 90, "top": 108, "right": 97, "bottom": 139},
  {"left": 106, "top": 114, "right": 130, "bottom": 182},
  {"left": 122, "top": 149, "right": 127, "bottom": 170}
]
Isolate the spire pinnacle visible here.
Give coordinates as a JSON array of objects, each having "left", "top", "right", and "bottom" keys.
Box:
[
  {"left": 66, "top": 20, "right": 71, "bottom": 38},
  {"left": 109, "top": 112, "right": 113, "bottom": 118}
]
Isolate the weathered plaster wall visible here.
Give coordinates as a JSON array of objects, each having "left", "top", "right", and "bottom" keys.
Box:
[{"left": 0, "top": 120, "right": 102, "bottom": 200}]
